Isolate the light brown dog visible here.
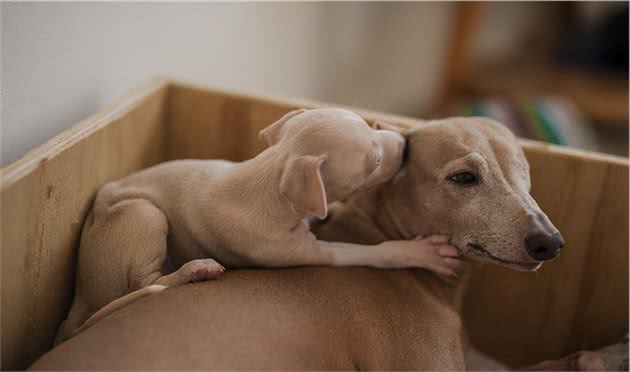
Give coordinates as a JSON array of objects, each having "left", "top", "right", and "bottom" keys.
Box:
[
  {"left": 34, "top": 116, "right": 564, "bottom": 370},
  {"left": 58, "top": 108, "right": 461, "bottom": 342}
]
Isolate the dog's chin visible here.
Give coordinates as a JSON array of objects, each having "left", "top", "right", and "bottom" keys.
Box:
[{"left": 465, "top": 244, "right": 543, "bottom": 272}]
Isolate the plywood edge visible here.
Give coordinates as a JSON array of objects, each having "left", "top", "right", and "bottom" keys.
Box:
[
  {"left": 0, "top": 78, "right": 170, "bottom": 191},
  {"left": 520, "top": 139, "right": 629, "bottom": 167}
]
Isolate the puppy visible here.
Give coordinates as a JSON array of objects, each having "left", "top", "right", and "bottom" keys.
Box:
[{"left": 58, "top": 108, "right": 460, "bottom": 341}]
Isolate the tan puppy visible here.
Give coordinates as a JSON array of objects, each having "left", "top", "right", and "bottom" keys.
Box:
[
  {"left": 58, "top": 108, "right": 460, "bottom": 341},
  {"left": 33, "top": 117, "right": 564, "bottom": 370}
]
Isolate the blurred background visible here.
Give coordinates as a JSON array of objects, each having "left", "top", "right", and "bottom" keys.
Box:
[{"left": 1, "top": 1, "right": 628, "bottom": 166}]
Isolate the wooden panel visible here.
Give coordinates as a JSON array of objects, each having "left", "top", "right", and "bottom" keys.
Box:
[
  {"left": 463, "top": 144, "right": 628, "bottom": 367},
  {"left": 0, "top": 79, "right": 168, "bottom": 370},
  {"left": 165, "top": 84, "right": 293, "bottom": 161},
  {"left": 165, "top": 81, "right": 424, "bottom": 162}
]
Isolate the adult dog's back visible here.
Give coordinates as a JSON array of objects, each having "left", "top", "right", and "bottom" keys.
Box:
[{"left": 32, "top": 267, "right": 463, "bottom": 370}]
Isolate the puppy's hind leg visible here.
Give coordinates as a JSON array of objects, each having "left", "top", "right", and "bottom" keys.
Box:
[
  {"left": 63, "top": 198, "right": 171, "bottom": 340},
  {"left": 64, "top": 198, "right": 227, "bottom": 340}
]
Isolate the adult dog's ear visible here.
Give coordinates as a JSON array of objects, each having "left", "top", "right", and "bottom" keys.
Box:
[
  {"left": 259, "top": 109, "right": 306, "bottom": 147},
  {"left": 280, "top": 154, "right": 327, "bottom": 219}
]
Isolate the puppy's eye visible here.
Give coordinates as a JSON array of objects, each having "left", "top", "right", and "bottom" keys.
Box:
[
  {"left": 376, "top": 156, "right": 382, "bottom": 166},
  {"left": 448, "top": 172, "right": 478, "bottom": 185}
]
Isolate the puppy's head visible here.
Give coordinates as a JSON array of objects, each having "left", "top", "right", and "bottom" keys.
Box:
[
  {"left": 390, "top": 117, "right": 564, "bottom": 271},
  {"left": 259, "top": 108, "right": 405, "bottom": 219}
]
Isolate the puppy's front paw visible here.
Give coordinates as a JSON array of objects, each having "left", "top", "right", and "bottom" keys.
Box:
[
  {"left": 183, "top": 259, "right": 226, "bottom": 282},
  {"left": 410, "top": 235, "right": 462, "bottom": 277}
]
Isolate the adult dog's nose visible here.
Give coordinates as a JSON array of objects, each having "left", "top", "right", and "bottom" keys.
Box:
[{"left": 525, "top": 231, "right": 565, "bottom": 261}]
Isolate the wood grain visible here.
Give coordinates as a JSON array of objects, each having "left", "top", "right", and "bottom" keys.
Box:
[
  {"left": 165, "top": 81, "right": 424, "bottom": 161},
  {"left": 1, "top": 78, "right": 627, "bottom": 369},
  {"left": 1, "top": 79, "right": 168, "bottom": 370}
]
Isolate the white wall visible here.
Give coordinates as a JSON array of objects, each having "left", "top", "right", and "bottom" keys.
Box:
[{"left": 0, "top": 2, "right": 455, "bottom": 166}]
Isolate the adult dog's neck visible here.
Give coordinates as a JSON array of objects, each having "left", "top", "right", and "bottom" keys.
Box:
[
  {"left": 321, "top": 181, "right": 473, "bottom": 311},
  {"left": 336, "top": 180, "right": 418, "bottom": 242},
  {"left": 340, "top": 185, "right": 412, "bottom": 241}
]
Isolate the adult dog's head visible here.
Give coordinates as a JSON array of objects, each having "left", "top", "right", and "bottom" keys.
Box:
[{"left": 386, "top": 117, "right": 564, "bottom": 271}]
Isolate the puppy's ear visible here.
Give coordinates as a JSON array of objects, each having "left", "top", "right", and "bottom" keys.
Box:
[
  {"left": 259, "top": 109, "right": 306, "bottom": 147},
  {"left": 280, "top": 154, "right": 327, "bottom": 219},
  {"left": 373, "top": 120, "right": 403, "bottom": 133}
]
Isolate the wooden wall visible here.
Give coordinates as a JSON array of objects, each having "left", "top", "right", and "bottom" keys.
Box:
[
  {"left": 1, "top": 79, "right": 168, "bottom": 370},
  {"left": 464, "top": 143, "right": 628, "bottom": 366},
  {"left": 164, "top": 81, "right": 422, "bottom": 162}
]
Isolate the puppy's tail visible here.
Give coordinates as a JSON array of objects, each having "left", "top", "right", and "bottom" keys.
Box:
[{"left": 69, "top": 284, "right": 167, "bottom": 339}]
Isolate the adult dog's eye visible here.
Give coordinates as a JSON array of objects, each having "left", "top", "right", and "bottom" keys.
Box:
[{"left": 448, "top": 172, "right": 478, "bottom": 185}]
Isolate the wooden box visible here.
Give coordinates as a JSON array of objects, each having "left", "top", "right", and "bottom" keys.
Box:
[{"left": 1, "top": 79, "right": 627, "bottom": 369}]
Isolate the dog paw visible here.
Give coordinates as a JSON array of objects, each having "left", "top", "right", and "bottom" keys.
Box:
[
  {"left": 185, "top": 259, "right": 226, "bottom": 282},
  {"left": 407, "top": 235, "right": 462, "bottom": 276}
]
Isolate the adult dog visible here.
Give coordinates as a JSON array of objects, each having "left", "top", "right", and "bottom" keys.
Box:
[{"left": 31, "top": 117, "right": 563, "bottom": 370}]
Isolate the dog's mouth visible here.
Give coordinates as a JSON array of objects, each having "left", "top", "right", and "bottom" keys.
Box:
[{"left": 466, "top": 243, "right": 542, "bottom": 272}]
